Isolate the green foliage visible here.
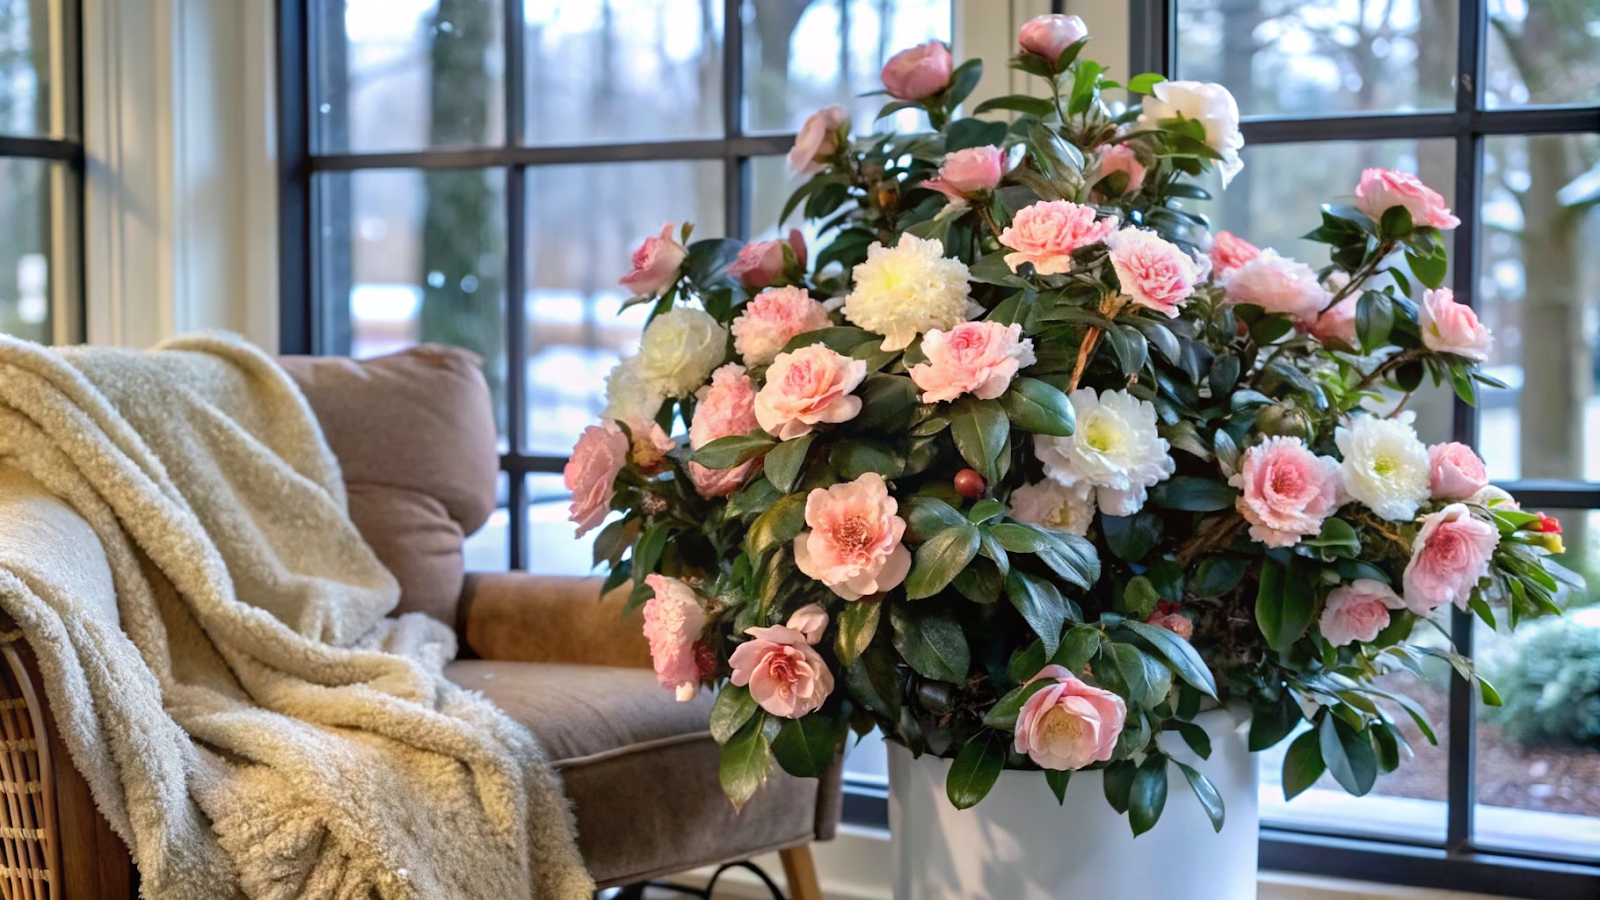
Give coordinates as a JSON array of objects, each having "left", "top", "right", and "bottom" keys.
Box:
[{"left": 1484, "top": 620, "right": 1600, "bottom": 750}]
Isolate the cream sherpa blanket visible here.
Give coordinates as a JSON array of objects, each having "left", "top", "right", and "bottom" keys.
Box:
[{"left": 0, "top": 333, "right": 593, "bottom": 898}]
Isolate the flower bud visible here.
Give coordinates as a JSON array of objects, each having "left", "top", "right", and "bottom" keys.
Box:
[{"left": 1018, "top": 14, "right": 1088, "bottom": 65}]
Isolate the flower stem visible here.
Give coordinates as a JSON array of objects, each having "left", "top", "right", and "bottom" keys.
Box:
[{"left": 1320, "top": 238, "right": 1397, "bottom": 315}]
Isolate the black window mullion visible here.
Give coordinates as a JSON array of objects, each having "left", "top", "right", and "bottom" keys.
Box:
[
  {"left": 723, "top": 0, "right": 747, "bottom": 240},
  {"left": 504, "top": 0, "right": 529, "bottom": 570}
]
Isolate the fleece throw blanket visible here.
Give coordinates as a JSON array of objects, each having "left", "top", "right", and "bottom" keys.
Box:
[{"left": 0, "top": 333, "right": 592, "bottom": 899}]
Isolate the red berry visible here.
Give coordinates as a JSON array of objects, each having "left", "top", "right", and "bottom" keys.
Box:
[{"left": 954, "top": 468, "right": 986, "bottom": 499}]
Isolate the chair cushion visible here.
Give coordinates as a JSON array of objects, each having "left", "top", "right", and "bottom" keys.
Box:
[
  {"left": 446, "top": 660, "right": 822, "bottom": 887},
  {"left": 279, "top": 346, "right": 499, "bottom": 624}
]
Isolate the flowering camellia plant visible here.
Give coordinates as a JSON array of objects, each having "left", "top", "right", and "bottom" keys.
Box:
[{"left": 566, "top": 14, "right": 1584, "bottom": 832}]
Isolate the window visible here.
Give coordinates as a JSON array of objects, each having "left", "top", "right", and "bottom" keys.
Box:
[
  {"left": 0, "top": 0, "right": 81, "bottom": 346},
  {"left": 1140, "top": 0, "right": 1600, "bottom": 894}
]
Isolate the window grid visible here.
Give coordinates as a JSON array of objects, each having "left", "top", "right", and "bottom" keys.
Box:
[
  {"left": 1135, "top": 0, "right": 1600, "bottom": 894},
  {"left": 278, "top": 0, "right": 794, "bottom": 569}
]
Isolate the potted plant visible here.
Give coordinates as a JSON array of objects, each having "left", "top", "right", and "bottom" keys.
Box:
[{"left": 565, "top": 14, "right": 1581, "bottom": 898}]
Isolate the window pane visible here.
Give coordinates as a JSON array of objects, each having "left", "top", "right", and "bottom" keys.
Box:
[
  {"left": 316, "top": 168, "right": 508, "bottom": 432},
  {"left": 1485, "top": 1, "right": 1600, "bottom": 109},
  {"left": 522, "top": 1, "right": 723, "bottom": 145},
  {"left": 743, "top": 0, "right": 952, "bottom": 134},
  {"left": 523, "top": 160, "right": 723, "bottom": 456},
  {"left": 1475, "top": 134, "right": 1600, "bottom": 482},
  {"left": 1194, "top": 139, "right": 1458, "bottom": 444},
  {"left": 0, "top": 158, "right": 57, "bottom": 344},
  {"left": 463, "top": 471, "right": 511, "bottom": 572},
  {"left": 524, "top": 473, "right": 599, "bottom": 575},
  {"left": 1258, "top": 609, "right": 1451, "bottom": 842},
  {"left": 1175, "top": 0, "right": 1455, "bottom": 117},
  {"left": 1475, "top": 511, "right": 1600, "bottom": 857},
  {"left": 0, "top": 0, "right": 58, "bottom": 138},
  {"left": 749, "top": 154, "right": 828, "bottom": 248},
  {"left": 315, "top": 0, "right": 506, "bottom": 154}
]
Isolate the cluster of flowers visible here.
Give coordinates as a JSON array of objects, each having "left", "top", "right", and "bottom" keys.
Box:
[{"left": 566, "top": 14, "right": 1579, "bottom": 826}]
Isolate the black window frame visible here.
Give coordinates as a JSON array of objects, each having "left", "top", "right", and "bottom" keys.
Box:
[
  {"left": 278, "top": 2, "right": 1600, "bottom": 896},
  {"left": 0, "top": 0, "right": 83, "bottom": 346},
  {"left": 1130, "top": 1, "right": 1600, "bottom": 897}
]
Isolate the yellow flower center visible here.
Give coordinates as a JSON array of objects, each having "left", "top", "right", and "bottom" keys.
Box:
[
  {"left": 1040, "top": 707, "right": 1088, "bottom": 749},
  {"left": 1373, "top": 454, "right": 1397, "bottom": 477},
  {"left": 1083, "top": 415, "right": 1122, "bottom": 453}
]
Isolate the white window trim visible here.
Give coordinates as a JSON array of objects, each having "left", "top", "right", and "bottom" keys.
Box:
[{"left": 81, "top": 0, "right": 279, "bottom": 351}]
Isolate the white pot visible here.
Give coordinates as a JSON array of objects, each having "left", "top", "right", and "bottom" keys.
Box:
[{"left": 888, "top": 709, "right": 1259, "bottom": 900}]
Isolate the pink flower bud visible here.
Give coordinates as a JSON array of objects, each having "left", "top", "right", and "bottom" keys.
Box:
[
  {"left": 1018, "top": 14, "right": 1088, "bottom": 64},
  {"left": 881, "top": 41, "right": 953, "bottom": 101},
  {"left": 925, "top": 145, "right": 1006, "bottom": 202}
]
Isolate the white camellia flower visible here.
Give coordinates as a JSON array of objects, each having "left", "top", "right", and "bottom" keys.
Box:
[
  {"left": 1335, "top": 415, "right": 1432, "bottom": 521},
  {"left": 844, "top": 234, "right": 981, "bottom": 351},
  {"left": 602, "top": 356, "right": 666, "bottom": 428},
  {"left": 1034, "top": 388, "right": 1175, "bottom": 516},
  {"left": 1137, "top": 80, "right": 1245, "bottom": 186},
  {"left": 1007, "top": 480, "right": 1096, "bottom": 536},
  {"left": 634, "top": 307, "right": 728, "bottom": 399}
]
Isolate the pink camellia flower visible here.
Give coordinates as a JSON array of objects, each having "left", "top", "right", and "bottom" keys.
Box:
[
  {"left": 1209, "top": 231, "right": 1260, "bottom": 277},
  {"left": 642, "top": 574, "right": 709, "bottom": 701},
  {"left": 1013, "top": 665, "right": 1126, "bottom": 771},
  {"left": 881, "top": 40, "right": 953, "bottom": 101},
  {"left": 732, "top": 286, "right": 833, "bottom": 368},
  {"left": 754, "top": 344, "right": 868, "bottom": 440},
  {"left": 788, "top": 105, "right": 849, "bottom": 175},
  {"left": 1018, "top": 13, "right": 1088, "bottom": 63},
  {"left": 1095, "top": 144, "right": 1147, "bottom": 195},
  {"left": 1222, "top": 249, "right": 1329, "bottom": 325},
  {"left": 1310, "top": 293, "right": 1358, "bottom": 347},
  {"left": 1229, "top": 436, "right": 1344, "bottom": 548},
  {"left": 619, "top": 222, "right": 688, "bottom": 298},
  {"left": 1428, "top": 442, "right": 1489, "bottom": 501},
  {"left": 688, "top": 364, "right": 762, "bottom": 498},
  {"left": 785, "top": 604, "right": 829, "bottom": 645},
  {"left": 1106, "top": 228, "right": 1203, "bottom": 318},
  {"left": 728, "top": 230, "right": 807, "bottom": 290},
  {"left": 1355, "top": 168, "right": 1461, "bottom": 230},
  {"left": 729, "top": 624, "right": 834, "bottom": 718},
  {"left": 627, "top": 422, "right": 677, "bottom": 474},
  {"left": 1402, "top": 503, "right": 1500, "bottom": 614},
  {"left": 1319, "top": 579, "right": 1405, "bottom": 647},
  {"left": 999, "top": 200, "right": 1119, "bottom": 276},
  {"left": 564, "top": 422, "right": 628, "bottom": 537},
  {"left": 908, "top": 321, "right": 1037, "bottom": 403},
  {"left": 925, "top": 145, "right": 1006, "bottom": 203},
  {"left": 1144, "top": 601, "right": 1194, "bottom": 640},
  {"left": 793, "top": 472, "right": 912, "bottom": 601},
  {"left": 1419, "top": 288, "right": 1493, "bottom": 362}
]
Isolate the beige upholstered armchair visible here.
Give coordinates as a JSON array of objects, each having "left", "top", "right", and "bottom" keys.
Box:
[{"left": 0, "top": 346, "right": 838, "bottom": 898}]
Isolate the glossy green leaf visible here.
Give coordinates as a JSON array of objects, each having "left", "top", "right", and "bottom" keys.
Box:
[
  {"left": 1282, "top": 728, "right": 1325, "bottom": 801},
  {"left": 764, "top": 433, "right": 816, "bottom": 493},
  {"left": 632, "top": 523, "right": 671, "bottom": 585},
  {"left": 1123, "top": 619, "right": 1218, "bottom": 698},
  {"left": 771, "top": 715, "right": 845, "bottom": 778},
  {"left": 1129, "top": 753, "right": 1169, "bottom": 836},
  {"left": 1319, "top": 715, "right": 1378, "bottom": 797},
  {"left": 1175, "top": 761, "right": 1225, "bottom": 832},
  {"left": 709, "top": 686, "right": 759, "bottom": 744},
  {"left": 999, "top": 376, "right": 1076, "bottom": 437},
  {"left": 905, "top": 524, "right": 982, "bottom": 600},
  {"left": 834, "top": 598, "right": 882, "bottom": 666},
  {"left": 1046, "top": 768, "right": 1073, "bottom": 804},
  {"left": 719, "top": 713, "right": 772, "bottom": 810},
  {"left": 890, "top": 603, "right": 971, "bottom": 683},
  {"left": 746, "top": 493, "right": 808, "bottom": 556},
  {"left": 1006, "top": 569, "right": 1068, "bottom": 657},
  {"left": 950, "top": 397, "right": 1010, "bottom": 481},
  {"left": 946, "top": 731, "right": 1006, "bottom": 810}
]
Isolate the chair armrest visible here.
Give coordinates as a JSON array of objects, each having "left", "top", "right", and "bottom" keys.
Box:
[{"left": 457, "top": 573, "right": 652, "bottom": 668}]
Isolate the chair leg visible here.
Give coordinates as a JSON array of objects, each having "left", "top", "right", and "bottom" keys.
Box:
[{"left": 778, "top": 844, "right": 823, "bottom": 900}]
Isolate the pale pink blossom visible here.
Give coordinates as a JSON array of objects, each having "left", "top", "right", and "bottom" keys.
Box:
[
  {"left": 643, "top": 574, "right": 709, "bottom": 701},
  {"left": 732, "top": 286, "right": 833, "bottom": 368},
  {"left": 627, "top": 422, "right": 677, "bottom": 473},
  {"left": 1013, "top": 665, "right": 1126, "bottom": 771},
  {"left": 1419, "top": 288, "right": 1493, "bottom": 362},
  {"left": 729, "top": 230, "right": 807, "bottom": 290},
  {"left": 1428, "top": 442, "right": 1489, "bottom": 501},
  {"left": 729, "top": 624, "right": 834, "bottom": 718},
  {"left": 754, "top": 344, "right": 868, "bottom": 440},
  {"left": 1209, "top": 231, "right": 1260, "bottom": 277},
  {"left": 619, "top": 222, "right": 688, "bottom": 298},
  {"left": 908, "top": 321, "right": 1037, "bottom": 403},
  {"left": 1144, "top": 602, "right": 1195, "bottom": 640},
  {"left": 999, "top": 200, "right": 1119, "bottom": 276},
  {"left": 793, "top": 472, "right": 911, "bottom": 601},
  {"left": 785, "top": 604, "right": 829, "bottom": 645},
  {"left": 564, "top": 422, "right": 628, "bottom": 537},
  {"left": 1007, "top": 480, "right": 1095, "bottom": 537},
  {"left": 1107, "top": 228, "right": 1202, "bottom": 318},
  {"left": 1095, "top": 144, "right": 1147, "bottom": 194},
  {"left": 688, "top": 364, "right": 762, "bottom": 498},
  {"left": 1319, "top": 579, "right": 1405, "bottom": 647},
  {"left": 1310, "top": 293, "right": 1359, "bottom": 347},
  {"left": 1355, "top": 168, "right": 1460, "bottom": 230},
  {"left": 1402, "top": 503, "right": 1499, "bottom": 614},
  {"left": 881, "top": 40, "right": 953, "bottom": 101},
  {"left": 788, "top": 106, "right": 849, "bottom": 175},
  {"left": 1222, "top": 249, "right": 1329, "bottom": 325},
  {"left": 925, "top": 145, "right": 1006, "bottom": 203},
  {"left": 1230, "top": 436, "right": 1344, "bottom": 548},
  {"left": 1018, "top": 14, "right": 1088, "bottom": 62}
]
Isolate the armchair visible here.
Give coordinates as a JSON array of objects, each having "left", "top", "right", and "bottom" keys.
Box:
[{"left": 0, "top": 345, "right": 837, "bottom": 898}]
